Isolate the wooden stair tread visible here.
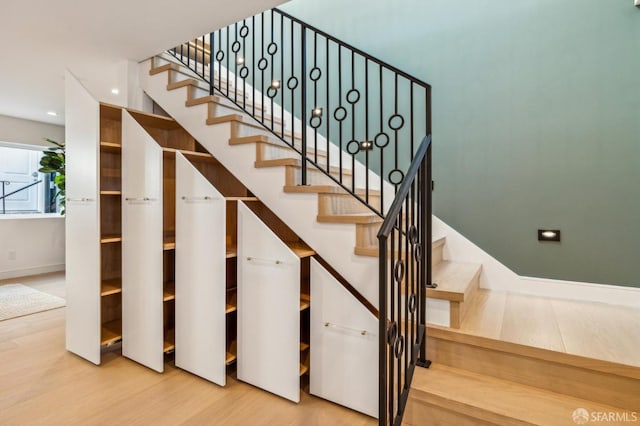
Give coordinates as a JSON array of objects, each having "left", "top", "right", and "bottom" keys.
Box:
[
  {"left": 162, "top": 147, "right": 217, "bottom": 162},
  {"left": 355, "top": 235, "right": 447, "bottom": 258},
  {"left": 101, "top": 320, "right": 122, "bottom": 346},
  {"left": 409, "top": 364, "right": 627, "bottom": 425},
  {"left": 255, "top": 158, "right": 353, "bottom": 177},
  {"left": 428, "top": 261, "right": 482, "bottom": 302},
  {"left": 100, "top": 234, "right": 122, "bottom": 244},
  {"left": 163, "top": 281, "right": 175, "bottom": 302},
  {"left": 100, "top": 279, "right": 122, "bottom": 297},
  {"left": 283, "top": 185, "right": 381, "bottom": 196},
  {"left": 317, "top": 213, "right": 382, "bottom": 224},
  {"left": 286, "top": 241, "right": 315, "bottom": 258}
]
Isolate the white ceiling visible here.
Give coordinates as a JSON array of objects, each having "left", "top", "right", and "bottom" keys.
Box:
[{"left": 0, "top": 0, "right": 286, "bottom": 126}]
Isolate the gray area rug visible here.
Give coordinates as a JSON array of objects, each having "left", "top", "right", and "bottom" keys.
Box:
[{"left": 0, "top": 283, "right": 65, "bottom": 321}]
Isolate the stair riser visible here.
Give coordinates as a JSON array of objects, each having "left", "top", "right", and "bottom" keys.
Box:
[
  {"left": 256, "top": 142, "right": 328, "bottom": 163},
  {"left": 318, "top": 193, "right": 380, "bottom": 216},
  {"left": 426, "top": 331, "right": 640, "bottom": 410},
  {"left": 285, "top": 165, "right": 342, "bottom": 187},
  {"left": 405, "top": 399, "right": 503, "bottom": 426}
]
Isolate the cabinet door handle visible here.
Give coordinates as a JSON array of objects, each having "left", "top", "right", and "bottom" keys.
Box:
[
  {"left": 246, "top": 256, "right": 284, "bottom": 265},
  {"left": 181, "top": 196, "right": 218, "bottom": 202},
  {"left": 67, "top": 197, "right": 95, "bottom": 202},
  {"left": 125, "top": 197, "right": 156, "bottom": 202}
]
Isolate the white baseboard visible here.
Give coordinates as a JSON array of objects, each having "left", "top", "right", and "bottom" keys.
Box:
[
  {"left": 515, "top": 276, "right": 640, "bottom": 308},
  {"left": 0, "top": 264, "right": 65, "bottom": 281}
]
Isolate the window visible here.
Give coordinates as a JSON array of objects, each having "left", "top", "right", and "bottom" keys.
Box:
[{"left": 0, "top": 144, "right": 57, "bottom": 214}]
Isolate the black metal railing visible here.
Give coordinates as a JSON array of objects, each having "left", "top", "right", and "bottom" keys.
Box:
[
  {"left": 167, "top": 9, "right": 433, "bottom": 424},
  {"left": 377, "top": 135, "right": 434, "bottom": 425},
  {"left": 0, "top": 180, "right": 43, "bottom": 214},
  {"left": 168, "top": 8, "right": 431, "bottom": 217}
]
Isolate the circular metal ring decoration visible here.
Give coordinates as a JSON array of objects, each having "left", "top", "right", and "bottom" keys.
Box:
[
  {"left": 239, "top": 66, "right": 249, "bottom": 79},
  {"left": 387, "top": 321, "right": 398, "bottom": 344},
  {"left": 394, "top": 335, "right": 405, "bottom": 358},
  {"left": 310, "top": 116, "right": 322, "bottom": 129},
  {"left": 286, "top": 76, "right": 299, "bottom": 90},
  {"left": 408, "top": 225, "right": 418, "bottom": 245},
  {"left": 394, "top": 261, "right": 405, "bottom": 284},
  {"left": 388, "top": 169, "right": 405, "bottom": 186},
  {"left": 414, "top": 243, "right": 422, "bottom": 263},
  {"left": 215, "top": 50, "right": 225, "bottom": 62},
  {"left": 267, "top": 42, "right": 278, "bottom": 55},
  {"left": 388, "top": 114, "right": 405, "bottom": 130},
  {"left": 409, "top": 294, "right": 417, "bottom": 313},
  {"left": 309, "top": 67, "right": 322, "bottom": 81},
  {"left": 347, "top": 140, "right": 361, "bottom": 155},
  {"left": 231, "top": 41, "right": 241, "bottom": 53},
  {"left": 266, "top": 86, "right": 278, "bottom": 99},
  {"left": 257, "top": 57, "right": 268, "bottom": 71},
  {"left": 374, "top": 132, "right": 390, "bottom": 148},
  {"left": 346, "top": 89, "right": 361, "bottom": 104},
  {"left": 239, "top": 25, "right": 250, "bottom": 38},
  {"left": 334, "top": 106, "right": 347, "bottom": 122}
]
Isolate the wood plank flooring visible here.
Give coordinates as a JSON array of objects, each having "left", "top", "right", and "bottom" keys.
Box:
[
  {"left": 457, "top": 289, "right": 640, "bottom": 367},
  {"left": 0, "top": 273, "right": 374, "bottom": 425}
]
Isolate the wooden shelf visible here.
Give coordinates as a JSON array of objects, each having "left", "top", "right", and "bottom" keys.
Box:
[
  {"left": 226, "top": 292, "right": 237, "bottom": 314},
  {"left": 100, "top": 190, "right": 121, "bottom": 196},
  {"left": 101, "top": 320, "right": 122, "bottom": 346},
  {"left": 287, "top": 241, "right": 315, "bottom": 258},
  {"left": 162, "top": 147, "right": 217, "bottom": 162},
  {"left": 100, "top": 141, "right": 122, "bottom": 152},
  {"left": 226, "top": 243, "right": 237, "bottom": 259},
  {"left": 163, "top": 281, "right": 175, "bottom": 302},
  {"left": 164, "top": 328, "right": 175, "bottom": 353},
  {"left": 163, "top": 234, "right": 175, "bottom": 250},
  {"left": 300, "top": 294, "right": 310, "bottom": 311},
  {"left": 300, "top": 342, "right": 310, "bottom": 352},
  {"left": 226, "top": 340, "right": 237, "bottom": 365},
  {"left": 101, "top": 234, "right": 122, "bottom": 244},
  {"left": 299, "top": 363, "right": 309, "bottom": 376},
  {"left": 101, "top": 279, "right": 122, "bottom": 297}
]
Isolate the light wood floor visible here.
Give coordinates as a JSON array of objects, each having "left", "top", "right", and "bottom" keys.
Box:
[
  {"left": 457, "top": 289, "right": 640, "bottom": 367},
  {"left": 0, "top": 273, "right": 374, "bottom": 425}
]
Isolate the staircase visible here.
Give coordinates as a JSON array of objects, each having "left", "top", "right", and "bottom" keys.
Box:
[{"left": 131, "top": 7, "right": 640, "bottom": 426}]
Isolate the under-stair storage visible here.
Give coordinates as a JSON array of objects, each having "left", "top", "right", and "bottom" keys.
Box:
[
  {"left": 121, "top": 109, "right": 181, "bottom": 372},
  {"left": 174, "top": 152, "right": 228, "bottom": 384},
  {"left": 237, "top": 201, "right": 314, "bottom": 403},
  {"left": 65, "top": 69, "right": 123, "bottom": 364}
]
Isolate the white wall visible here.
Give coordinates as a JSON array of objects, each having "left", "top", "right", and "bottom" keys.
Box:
[
  {"left": 0, "top": 114, "right": 64, "bottom": 147},
  {"left": 0, "top": 115, "right": 66, "bottom": 279},
  {"left": 0, "top": 215, "right": 65, "bottom": 279}
]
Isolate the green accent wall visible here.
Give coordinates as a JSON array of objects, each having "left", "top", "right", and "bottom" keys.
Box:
[{"left": 282, "top": 0, "right": 640, "bottom": 287}]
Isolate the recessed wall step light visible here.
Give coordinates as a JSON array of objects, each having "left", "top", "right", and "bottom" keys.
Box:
[
  {"left": 47, "top": 111, "right": 57, "bottom": 116},
  {"left": 538, "top": 229, "right": 561, "bottom": 242}
]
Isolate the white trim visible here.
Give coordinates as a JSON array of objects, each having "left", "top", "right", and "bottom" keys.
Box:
[
  {"left": 0, "top": 213, "right": 63, "bottom": 220},
  {"left": 516, "top": 276, "right": 640, "bottom": 308},
  {"left": 0, "top": 263, "right": 65, "bottom": 280}
]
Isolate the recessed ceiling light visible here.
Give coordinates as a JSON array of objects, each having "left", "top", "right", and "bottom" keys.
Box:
[
  {"left": 47, "top": 111, "right": 57, "bottom": 116},
  {"left": 111, "top": 88, "right": 120, "bottom": 95}
]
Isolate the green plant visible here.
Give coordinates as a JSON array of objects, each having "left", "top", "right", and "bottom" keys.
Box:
[{"left": 39, "top": 138, "right": 66, "bottom": 214}]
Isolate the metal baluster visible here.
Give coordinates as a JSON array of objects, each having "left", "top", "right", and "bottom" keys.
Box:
[
  {"left": 234, "top": 22, "right": 238, "bottom": 104},
  {"left": 394, "top": 74, "right": 399, "bottom": 194},
  {"left": 396, "top": 214, "right": 402, "bottom": 417},
  {"left": 300, "top": 23, "right": 307, "bottom": 185},
  {"left": 252, "top": 15, "right": 255, "bottom": 119},
  {"left": 378, "top": 235, "right": 388, "bottom": 426},
  {"left": 338, "top": 46, "right": 343, "bottom": 184},
  {"left": 313, "top": 31, "right": 317, "bottom": 165},
  {"left": 325, "top": 37, "right": 330, "bottom": 176},
  {"left": 350, "top": 50, "right": 355, "bottom": 193},
  {"left": 389, "top": 228, "right": 395, "bottom": 423},
  {"left": 379, "top": 64, "right": 384, "bottom": 214},
  {"left": 261, "top": 12, "right": 265, "bottom": 124},
  {"left": 226, "top": 27, "right": 230, "bottom": 96},
  {"left": 365, "top": 57, "right": 369, "bottom": 204},
  {"left": 210, "top": 32, "right": 215, "bottom": 95}
]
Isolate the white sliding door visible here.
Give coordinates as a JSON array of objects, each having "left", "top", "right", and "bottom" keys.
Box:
[
  {"left": 175, "top": 153, "right": 227, "bottom": 385},
  {"left": 237, "top": 201, "right": 301, "bottom": 403},
  {"left": 121, "top": 111, "right": 164, "bottom": 373},
  {"left": 64, "top": 70, "right": 101, "bottom": 365}
]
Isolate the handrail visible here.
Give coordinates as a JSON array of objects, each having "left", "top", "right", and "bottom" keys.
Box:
[
  {"left": 273, "top": 8, "right": 432, "bottom": 90},
  {"left": 378, "top": 135, "right": 431, "bottom": 238},
  {"left": 0, "top": 180, "right": 43, "bottom": 214}
]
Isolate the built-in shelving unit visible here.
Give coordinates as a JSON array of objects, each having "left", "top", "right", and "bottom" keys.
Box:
[{"left": 99, "top": 104, "right": 123, "bottom": 351}]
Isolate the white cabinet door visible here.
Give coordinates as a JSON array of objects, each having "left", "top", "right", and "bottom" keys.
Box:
[
  {"left": 237, "top": 201, "right": 301, "bottom": 403},
  {"left": 121, "top": 111, "right": 164, "bottom": 373},
  {"left": 64, "top": 71, "right": 101, "bottom": 365},
  {"left": 310, "top": 258, "right": 378, "bottom": 417},
  {"left": 175, "top": 153, "right": 227, "bottom": 385}
]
